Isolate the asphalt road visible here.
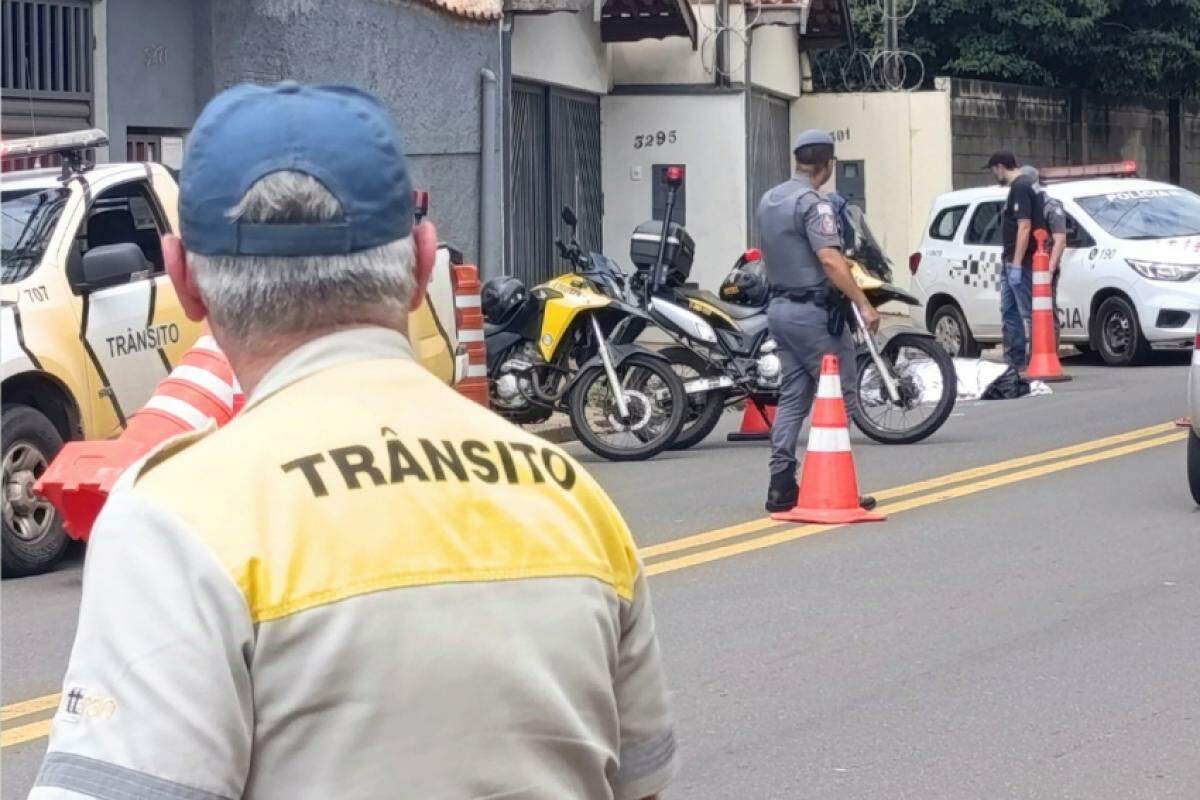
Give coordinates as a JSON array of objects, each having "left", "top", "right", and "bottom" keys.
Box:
[{"left": 3, "top": 351, "right": 1197, "bottom": 799}]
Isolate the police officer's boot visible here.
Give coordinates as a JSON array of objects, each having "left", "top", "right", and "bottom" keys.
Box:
[{"left": 765, "top": 471, "right": 798, "bottom": 513}]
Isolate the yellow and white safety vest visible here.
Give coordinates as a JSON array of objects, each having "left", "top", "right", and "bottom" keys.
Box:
[{"left": 31, "top": 327, "right": 676, "bottom": 800}]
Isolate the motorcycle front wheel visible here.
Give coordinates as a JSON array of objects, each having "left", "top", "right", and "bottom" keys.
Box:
[
  {"left": 658, "top": 346, "right": 729, "bottom": 450},
  {"left": 568, "top": 353, "right": 687, "bottom": 461},
  {"left": 853, "top": 333, "right": 957, "bottom": 445}
]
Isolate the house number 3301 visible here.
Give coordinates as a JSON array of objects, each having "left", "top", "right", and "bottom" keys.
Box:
[{"left": 634, "top": 130, "right": 677, "bottom": 149}]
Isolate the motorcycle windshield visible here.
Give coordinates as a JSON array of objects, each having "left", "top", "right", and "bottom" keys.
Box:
[{"left": 842, "top": 204, "right": 893, "bottom": 283}]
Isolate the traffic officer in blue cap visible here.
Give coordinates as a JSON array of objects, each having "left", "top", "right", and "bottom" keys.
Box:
[
  {"left": 758, "top": 128, "right": 880, "bottom": 513},
  {"left": 30, "top": 82, "right": 676, "bottom": 800}
]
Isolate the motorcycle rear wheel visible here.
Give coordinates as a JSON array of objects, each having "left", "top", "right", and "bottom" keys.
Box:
[
  {"left": 568, "top": 353, "right": 687, "bottom": 461},
  {"left": 852, "top": 333, "right": 956, "bottom": 445},
  {"left": 658, "top": 346, "right": 728, "bottom": 450}
]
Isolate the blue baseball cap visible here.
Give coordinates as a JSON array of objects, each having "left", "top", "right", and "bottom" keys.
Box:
[{"left": 180, "top": 81, "right": 413, "bottom": 257}]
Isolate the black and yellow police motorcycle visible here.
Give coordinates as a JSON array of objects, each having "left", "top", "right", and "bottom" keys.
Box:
[
  {"left": 616, "top": 168, "right": 957, "bottom": 449},
  {"left": 481, "top": 209, "right": 686, "bottom": 461}
]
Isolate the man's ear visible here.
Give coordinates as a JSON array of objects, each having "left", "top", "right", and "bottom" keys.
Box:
[
  {"left": 163, "top": 234, "right": 208, "bottom": 322},
  {"left": 409, "top": 221, "right": 438, "bottom": 312}
]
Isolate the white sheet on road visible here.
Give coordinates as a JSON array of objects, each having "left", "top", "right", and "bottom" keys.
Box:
[{"left": 896, "top": 357, "right": 1052, "bottom": 403}]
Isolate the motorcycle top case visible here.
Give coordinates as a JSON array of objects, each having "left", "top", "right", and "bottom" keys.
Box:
[{"left": 630, "top": 220, "right": 695, "bottom": 287}]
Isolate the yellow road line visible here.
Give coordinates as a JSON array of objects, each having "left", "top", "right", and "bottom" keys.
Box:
[
  {"left": 1, "top": 717, "right": 53, "bottom": 748},
  {"left": 0, "top": 424, "right": 1183, "bottom": 750},
  {"left": 639, "top": 421, "right": 1175, "bottom": 561},
  {"left": 645, "top": 432, "right": 1184, "bottom": 576},
  {"left": 1, "top": 693, "right": 59, "bottom": 722}
]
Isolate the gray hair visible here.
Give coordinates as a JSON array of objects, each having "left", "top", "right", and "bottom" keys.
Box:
[{"left": 188, "top": 171, "right": 417, "bottom": 340}]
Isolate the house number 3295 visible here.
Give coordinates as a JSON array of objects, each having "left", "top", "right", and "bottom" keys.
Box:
[{"left": 634, "top": 130, "right": 677, "bottom": 149}]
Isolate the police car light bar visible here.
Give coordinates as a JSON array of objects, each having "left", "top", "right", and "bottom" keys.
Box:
[
  {"left": 0, "top": 128, "right": 108, "bottom": 162},
  {"left": 1039, "top": 161, "right": 1138, "bottom": 182}
]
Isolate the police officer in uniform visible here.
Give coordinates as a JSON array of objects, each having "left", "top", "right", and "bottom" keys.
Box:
[
  {"left": 758, "top": 129, "right": 880, "bottom": 513},
  {"left": 1022, "top": 166, "right": 1069, "bottom": 344}
]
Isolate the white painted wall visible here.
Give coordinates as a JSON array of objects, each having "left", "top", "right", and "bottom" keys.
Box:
[
  {"left": 791, "top": 88, "right": 954, "bottom": 289},
  {"left": 748, "top": 24, "right": 800, "bottom": 98},
  {"left": 602, "top": 93, "right": 748, "bottom": 293},
  {"left": 611, "top": 4, "right": 800, "bottom": 97},
  {"left": 511, "top": 10, "right": 611, "bottom": 94}
]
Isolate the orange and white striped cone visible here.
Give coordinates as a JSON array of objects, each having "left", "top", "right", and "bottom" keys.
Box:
[
  {"left": 35, "top": 335, "right": 242, "bottom": 540},
  {"left": 771, "top": 354, "right": 885, "bottom": 524},
  {"left": 727, "top": 399, "right": 776, "bottom": 442},
  {"left": 452, "top": 263, "right": 489, "bottom": 407},
  {"left": 1026, "top": 230, "right": 1071, "bottom": 382}
]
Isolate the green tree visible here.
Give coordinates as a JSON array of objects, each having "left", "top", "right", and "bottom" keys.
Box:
[{"left": 822, "top": 0, "right": 1200, "bottom": 97}]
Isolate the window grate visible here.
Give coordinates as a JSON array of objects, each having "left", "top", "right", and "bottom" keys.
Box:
[{"left": 2, "top": 0, "right": 92, "bottom": 96}]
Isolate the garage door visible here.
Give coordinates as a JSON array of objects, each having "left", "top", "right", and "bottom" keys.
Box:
[
  {"left": 510, "top": 82, "right": 602, "bottom": 286},
  {"left": 1, "top": 0, "right": 93, "bottom": 140},
  {"left": 747, "top": 91, "right": 790, "bottom": 247}
]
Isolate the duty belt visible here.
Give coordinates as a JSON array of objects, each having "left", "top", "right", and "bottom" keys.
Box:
[{"left": 771, "top": 287, "right": 831, "bottom": 305}]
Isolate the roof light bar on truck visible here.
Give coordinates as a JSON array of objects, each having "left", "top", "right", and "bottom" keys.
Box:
[
  {"left": 1039, "top": 161, "right": 1138, "bottom": 183},
  {"left": 0, "top": 128, "right": 108, "bottom": 181}
]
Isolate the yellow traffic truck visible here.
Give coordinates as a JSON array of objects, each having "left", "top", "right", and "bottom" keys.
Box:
[{"left": 1, "top": 130, "right": 474, "bottom": 575}]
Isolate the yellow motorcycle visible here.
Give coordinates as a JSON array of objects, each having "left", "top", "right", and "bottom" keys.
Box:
[{"left": 482, "top": 209, "right": 686, "bottom": 461}]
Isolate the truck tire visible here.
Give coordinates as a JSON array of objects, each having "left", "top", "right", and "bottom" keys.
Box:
[
  {"left": 2, "top": 405, "right": 69, "bottom": 577},
  {"left": 1094, "top": 296, "right": 1152, "bottom": 366}
]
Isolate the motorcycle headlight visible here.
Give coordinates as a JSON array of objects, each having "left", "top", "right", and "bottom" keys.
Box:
[{"left": 1126, "top": 259, "right": 1200, "bottom": 282}]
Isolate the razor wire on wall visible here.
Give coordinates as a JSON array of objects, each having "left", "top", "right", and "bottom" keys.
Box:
[{"left": 811, "top": 0, "right": 926, "bottom": 92}]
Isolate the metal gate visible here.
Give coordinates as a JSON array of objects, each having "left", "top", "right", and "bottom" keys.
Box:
[
  {"left": 510, "top": 81, "right": 602, "bottom": 286},
  {"left": 1, "top": 0, "right": 93, "bottom": 139},
  {"left": 747, "top": 91, "right": 791, "bottom": 246}
]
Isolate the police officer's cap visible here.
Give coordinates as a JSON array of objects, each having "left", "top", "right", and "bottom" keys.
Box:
[{"left": 792, "top": 129, "right": 835, "bottom": 166}]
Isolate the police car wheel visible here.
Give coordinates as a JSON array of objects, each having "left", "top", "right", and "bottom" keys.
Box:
[
  {"left": 1, "top": 405, "right": 70, "bottom": 578},
  {"left": 1188, "top": 428, "right": 1200, "bottom": 506},
  {"left": 929, "top": 304, "right": 980, "bottom": 358},
  {"left": 1094, "top": 296, "right": 1152, "bottom": 367}
]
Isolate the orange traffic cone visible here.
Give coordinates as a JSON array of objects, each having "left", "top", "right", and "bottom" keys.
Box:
[
  {"left": 771, "top": 354, "right": 885, "bottom": 524},
  {"left": 1026, "top": 230, "right": 1071, "bottom": 382},
  {"left": 35, "top": 336, "right": 242, "bottom": 540},
  {"left": 727, "top": 399, "right": 776, "bottom": 442}
]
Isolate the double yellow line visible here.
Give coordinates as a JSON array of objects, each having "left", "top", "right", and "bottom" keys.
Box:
[
  {"left": 641, "top": 421, "right": 1185, "bottom": 575},
  {"left": 0, "top": 421, "right": 1185, "bottom": 750}
]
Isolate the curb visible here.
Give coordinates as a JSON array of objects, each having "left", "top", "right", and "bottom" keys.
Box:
[{"left": 526, "top": 414, "right": 577, "bottom": 444}]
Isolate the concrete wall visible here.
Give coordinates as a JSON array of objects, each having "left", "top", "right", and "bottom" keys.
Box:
[
  {"left": 601, "top": 92, "right": 747, "bottom": 292},
  {"left": 1185, "top": 102, "right": 1200, "bottom": 192},
  {"left": 189, "top": 0, "right": 502, "bottom": 270},
  {"left": 1082, "top": 95, "right": 1172, "bottom": 184},
  {"left": 749, "top": 24, "right": 800, "bottom": 99},
  {"left": 104, "top": 0, "right": 199, "bottom": 160},
  {"left": 611, "top": 4, "right": 800, "bottom": 97},
  {"left": 791, "top": 88, "right": 953, "bottom": 288},
  {"left": 947, "top": 78, "right": 1184, "bottom": 191},
  {"left": 947, "top": 78, "right": 1071, "bottom": 190},
  {"left": 511, "top": 10, "right": 610, "bottom": 94}
]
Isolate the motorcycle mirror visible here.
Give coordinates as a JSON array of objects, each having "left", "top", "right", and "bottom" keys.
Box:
[{"left": 561, "top": 206, "right": 577, "bottom": 228}]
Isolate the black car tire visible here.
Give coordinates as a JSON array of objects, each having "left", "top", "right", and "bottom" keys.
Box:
[
  {"left": 929, "top": 303, "right": 980, "bottom": 358},
  {"left": 2, "top": 405, "right": 69, "bottom": 577},
  {"left": 659, "top": 346, "right": 728, "bottom": 450},
  {"left": 1094, "top": 296, "right": 1152, "bottom": 366},
  {"left": 1188, "top": 427, "right": 1200, "bottom": 506}
]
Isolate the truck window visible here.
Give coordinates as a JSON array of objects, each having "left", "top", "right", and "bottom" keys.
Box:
[
  {"left": 965, "top": 201, "right": 1004, "bottom": 246},
  {"left": 2, "top": 188, "right": 70, "bottom": 285},
  {"left": 929, "top": 205, "right": 967, "bottom": 241},
  {"left": 70, "top": 181, "right": 169, "bottom": 290}
]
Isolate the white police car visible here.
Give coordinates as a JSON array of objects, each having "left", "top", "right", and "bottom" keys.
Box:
[{"left": 910, "top": 162, "right": 1200, "bottom": 366}]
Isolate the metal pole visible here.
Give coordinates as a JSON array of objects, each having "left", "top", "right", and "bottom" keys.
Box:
[{"left": 480, "top": 68, "right": 499, "bottom": 279}]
